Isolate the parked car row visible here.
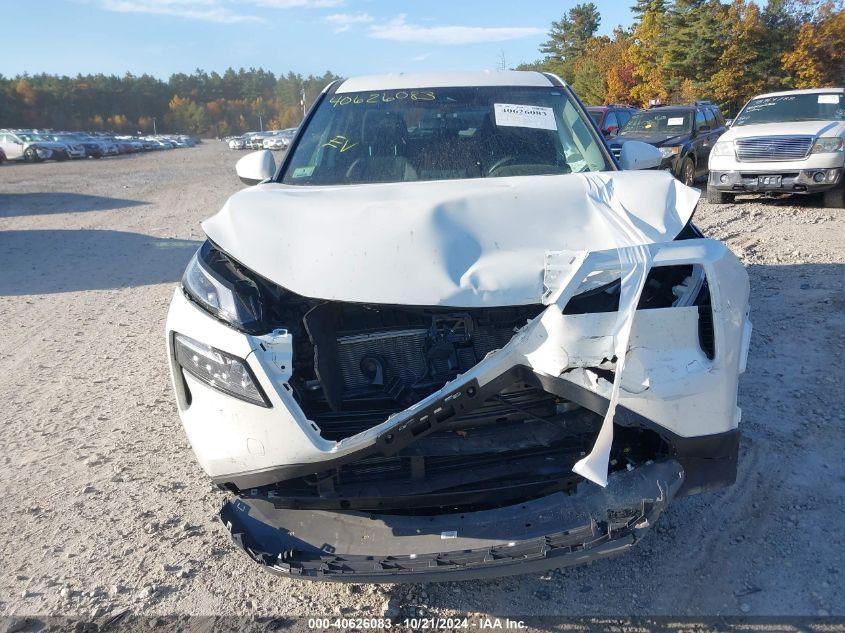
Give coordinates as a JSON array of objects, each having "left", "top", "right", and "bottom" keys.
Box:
[
  {"left": 225, "top": 128, "right": 297, "bottom": 152},
  {"left": 0, "top": 129, "right": 200, "bottom": 163},
  {"left": 587, "top": 90, "right": 844, "bottom": 208}
]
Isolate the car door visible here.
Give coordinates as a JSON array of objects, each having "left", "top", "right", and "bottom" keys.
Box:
[
  {"left": 603, "top": 111, "right": 620, "bottom": 136},
  {"left": 616, "top": 109, "right": 634, "bottom": 131},
  {"left": 692, "top": 109, "right": 711, "bottom": 176},
  {"left": 1, "top": 133, "right": 24, "bottom": 160}
]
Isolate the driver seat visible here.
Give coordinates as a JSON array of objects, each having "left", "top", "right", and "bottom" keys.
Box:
[{"left": 346, "top": 110, "right": 417, "bottom": 183}]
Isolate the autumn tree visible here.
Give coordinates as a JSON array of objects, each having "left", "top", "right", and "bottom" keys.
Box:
[
  {"left": 783, "top": 2, "right": 845, "bottom": 87},
  {"left": 711, "top": 0, "right": 767, "bottom": 113},
  {"left": 166, "top": 95, "right": 208, "bottom": 135},
  {"left": 628, "top": 0, "right": 670, "bottom": 105}
]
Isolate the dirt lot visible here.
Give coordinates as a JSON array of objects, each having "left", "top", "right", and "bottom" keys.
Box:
[{"left": 1, "top": 142, "right": 843, "bottom": 622}]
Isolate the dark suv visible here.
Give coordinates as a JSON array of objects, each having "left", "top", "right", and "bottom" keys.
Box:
[
  {"left": 586, "top": 104, "right": 638, "bottom": 137},
  {"left": 608, "top": 103, "right": 727, "bottom": 185}
]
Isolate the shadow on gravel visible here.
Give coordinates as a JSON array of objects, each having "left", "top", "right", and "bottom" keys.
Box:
[
  {"left": 0, "top": 229, "right": 199, "bottom": 295},
  {"left": 0, "top": 192, "right": 147, "bottom": 217}
]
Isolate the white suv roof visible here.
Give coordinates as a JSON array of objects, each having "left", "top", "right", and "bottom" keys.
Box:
[
  {"left": 753, "top": 87, "right": 844, "bottom": 99},
  {"left": 336, "top": 70, "right": 558, "bottom": 94}
]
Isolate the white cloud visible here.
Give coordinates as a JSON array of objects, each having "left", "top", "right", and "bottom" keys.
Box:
[
  {"left": 369, "top": 14, "right": 543, "bottom": 45},
  {"left": 248, "top": 0, "right": 344, "bottom": 7},
  {"left": 96, "top": 0, "right": 344, "bottom": 23},
  {"left": 98, "top": 0, "right": 264, "bottom": 23},
  {"left": 411, "top": 52, "right": 431, "bottom": 62},
  {"left": 324, "top": 12, "right": 373, "bottom": 33}
]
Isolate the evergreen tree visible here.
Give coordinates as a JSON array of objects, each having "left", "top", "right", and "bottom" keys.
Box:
[{"left": 539, "top": 3, "right": 602, "bottom": 82}]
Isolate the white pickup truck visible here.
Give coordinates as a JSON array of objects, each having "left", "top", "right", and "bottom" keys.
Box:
[{"left": 708, "top": 88, "right": 844, "bottom": 208}]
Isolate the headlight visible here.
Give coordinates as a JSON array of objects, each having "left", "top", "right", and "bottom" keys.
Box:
[
  {"left": 173, "top": 333, "right": 269, "bottom": 407},
  {"left": 182, "top": 241, "right": 264, "bottom": 332},
  {"left": 711, "top": 141, "right": 735, "bottom": 156},
  {"left": 811, "top": 137, "right": 844, "bottom": 154},
  {"left": 659, "top": 146, "right": 680, "bottom": 159}
]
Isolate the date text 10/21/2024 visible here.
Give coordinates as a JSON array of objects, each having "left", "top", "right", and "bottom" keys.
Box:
[{"left": 306, "top": 617, "right": 527, "bottom": 629}]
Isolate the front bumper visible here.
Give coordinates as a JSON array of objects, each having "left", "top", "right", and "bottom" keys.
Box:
[
  {"left": 709, "top": 168, "right": 842, "bottom": 194},
  {"left": 167, "top": 238, "right": 750, "bottom": 486},
  {"left": 220, "top": 459, "right": 685, "bottom": 582},
  {"left": 167, "top": 236, "right": 750, "bottom": 581}
]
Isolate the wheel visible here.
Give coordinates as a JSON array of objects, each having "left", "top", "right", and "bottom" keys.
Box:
[
  {"left": 822, "top": 183, "right": 844, "bottom": 208},
  {"left": 679, "top": 157, "right": 696, "bottom": 186},
  {"left": 24, "top": 147, "right": 42, "bottom": 163},
  {"left": 707, "top": 186, "right": 735, "bottom": 204}
]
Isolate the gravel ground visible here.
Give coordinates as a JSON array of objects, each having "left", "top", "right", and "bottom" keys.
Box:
[{"left": 0, "top": 142, "right": 843, "bottom": 622}]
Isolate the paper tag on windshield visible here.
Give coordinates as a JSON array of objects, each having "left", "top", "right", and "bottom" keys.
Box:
[
  {"left": 494, "top": 104, "right": 557, "bottom": 131},
  {"left": 818, "top": 94, "right": 840, "bottom": 104},
  {"left": 667, "top": 117, "right": 685, "bottom": 125}
]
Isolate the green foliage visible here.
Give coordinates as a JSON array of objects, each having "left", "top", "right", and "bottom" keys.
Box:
[
  {"left": 0, "top": 68, "right": 341, "bottom": 135},
  {"left": 525, "top": 0, "right": 843, "bottom": 114}
]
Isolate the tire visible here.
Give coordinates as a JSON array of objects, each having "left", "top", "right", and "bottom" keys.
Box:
[
  {"left": 822, "top": 183, "right": 844, "bottom": 209},
  {"left": 24, "top": 147, "right": 41, "bottom": 163},
  {"left": 679, "top": 157, "right": 696, "bottom": 186},
  {"left": 707, "top": 186, "right": 735, "bottom": 204}
]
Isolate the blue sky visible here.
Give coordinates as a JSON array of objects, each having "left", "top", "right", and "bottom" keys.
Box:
[{"left": 3, "top": 0, "right": 636, "bottom": 78}]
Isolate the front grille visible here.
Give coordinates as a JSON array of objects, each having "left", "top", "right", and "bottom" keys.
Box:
[
  {"left": 334, "top": 323, "right": 519, "bottom": 395},
  {"left": 336, "top": 329, "right": 428, "bottom": 391},
  {"left": 313, "top": 387, "right": 560, "bottom": 440},
  {"left": 735, "top": 136, "right": 813, "bottom": 162}
]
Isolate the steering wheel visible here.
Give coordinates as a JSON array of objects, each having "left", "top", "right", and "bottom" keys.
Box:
[{"left": 486, "top": 155, "right": 519, "bottom": 177}]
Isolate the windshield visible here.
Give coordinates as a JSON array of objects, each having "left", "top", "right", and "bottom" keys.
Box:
[
  {"left": 281, "top": 86, "right": 611, "bottom": 185},
  {"left": 620, "top": 110, "right": 692, "bottom": 136},
  {"left": 734, "top": 93, "right": 845, "bottom": 126}
]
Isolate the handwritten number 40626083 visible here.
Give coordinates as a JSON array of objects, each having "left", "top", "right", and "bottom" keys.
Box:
[{"left": 329, "top": 91, "right": 436, "bottom": 107}]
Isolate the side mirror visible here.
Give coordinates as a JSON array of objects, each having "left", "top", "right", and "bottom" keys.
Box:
[
  {"left": 697, "top": 124, "right": 711, "bottom": 134},
  {"left": 236, "top": 150, "right": 276, "bottom": 185},
  {"left": 618, "top": 140, "right": 662, "bottom": 170},
  {"left": 725, "top": 119, "right": 733, "bottom": 128}
]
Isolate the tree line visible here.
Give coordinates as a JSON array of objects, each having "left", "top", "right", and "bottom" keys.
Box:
[
  {"left": 0, "top": 68, "right": 340, "bottom": 136},
  {"left": 519, "top": 0, "right": 844, "bottom": 115},
  {"left": 1, "top": 1, "right": 841, "bottom": 134}
]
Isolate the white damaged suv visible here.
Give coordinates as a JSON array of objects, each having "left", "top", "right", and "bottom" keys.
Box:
[
  {"left": 166, "top": 71, "right": 751, "bottom": 582},
  {"left": 708, "top": 88, "right": 845, "bottom": 207}
]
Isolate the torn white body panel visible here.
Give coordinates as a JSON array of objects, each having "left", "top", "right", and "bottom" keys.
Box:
[
  {"left": 201, "top": 170, "right": 698, "bottom": 307},
  {"left": 166, "top": 234, "right": 750, "bottom": 486}
]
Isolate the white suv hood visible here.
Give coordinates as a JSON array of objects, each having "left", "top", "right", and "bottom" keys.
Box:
[
  {"left": 721, "top": 120, "right": 845, "bottom": 141},
  {"left": 202, "top": 170, "right": 699, "bottom": 307}
]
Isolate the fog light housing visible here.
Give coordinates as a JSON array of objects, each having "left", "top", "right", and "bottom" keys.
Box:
[
  {"left": 719, "top": 174, "right": 728, "bottom": 183},
  {"left": 813, "top": 171, "right": 825, "bottom": 183},
  {"left": 173, "top": 333, "right": 270, "bottom": 407}
]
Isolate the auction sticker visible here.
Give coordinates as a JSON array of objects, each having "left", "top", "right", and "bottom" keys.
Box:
[
  {"left": 818, "top": 94, "right": 840, "bottom": 104},
  {"left": 494, "top": 103, "right": 557, "bottom": 130}
]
